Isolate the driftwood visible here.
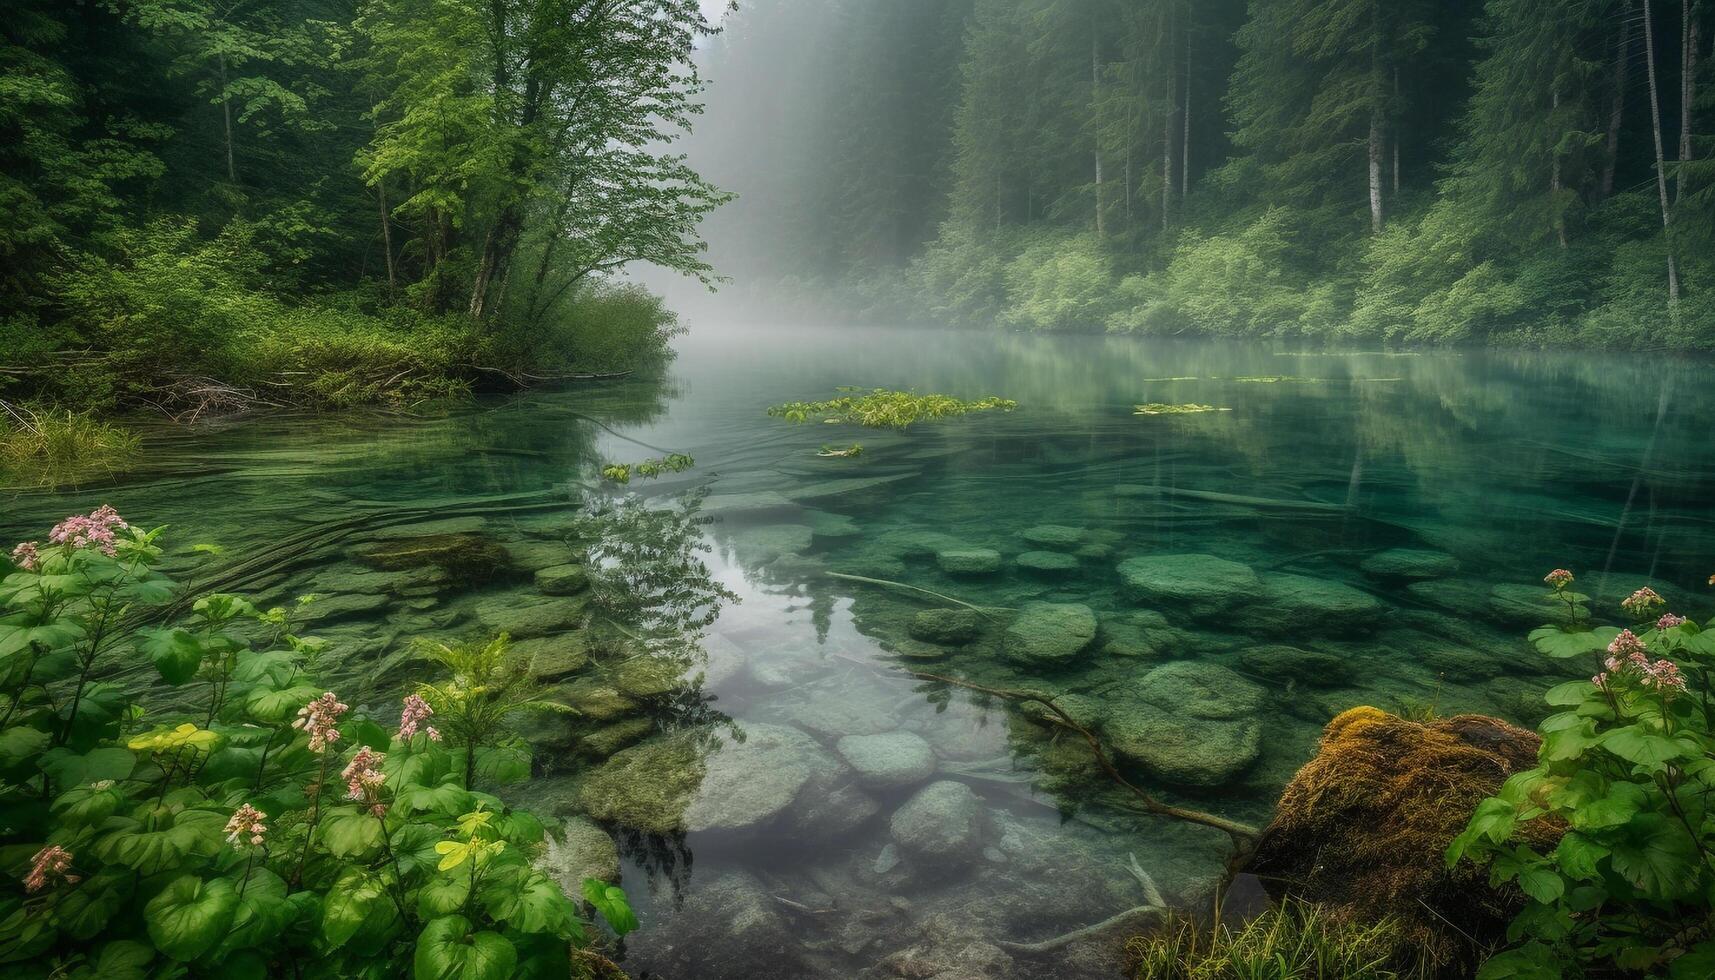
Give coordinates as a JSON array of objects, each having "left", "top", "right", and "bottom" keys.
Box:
[{"left": 998, "top": 904, "right": 1168, "bottom": 954}]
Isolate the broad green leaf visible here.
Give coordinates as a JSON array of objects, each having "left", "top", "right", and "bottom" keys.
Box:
[
  {"left": 1601, "top": 726, "right": 1700, "bottom": 771},
  {"left": 1552, "top": 833, "right": 1610, "bottom": 880},
  {"left": 136, "top": 627, "right": 205, "bottom": 685},
  {"left": 321, "top": 868, "right": 388, "bottom": 949},
  {"left": 1669, "top": 941, "right": 1715, "bottom": 978},
  {"left": 38, "top": 746, "right": 135, "bottom": 787},
  {"left": 245, "top": 684, "right": 320, "bottom": 724},
  {"left": 94, "top": 808, "right": 224, "bottom": 874},
  {"left": 395, "top": 772, "right": 473, "bottom": 817},
  {"left": 417, "top": 873, "right": 469, "bottom": 919},
  {"left": 216, "top": 867, "right": 293, "bottom": 954},
  {"left": 1568, "top": 781, "right": 1646, "bottom": 831},
  {"left": 482, "top": 868, "right": 579, "bottom": 937},
  {"left": 56, "top": 866, "right": 135, "bottom": 940},
  {"left": 1529, "top": 625, "right": 1614, "bottom": 659},
  {"left": 413, "top": 915, "right": 517, "bottom": 980},
  {"left": 581, "top": 879, "right": 638, "bottom": 936},
  {"left": 144, "top": 874, "right": 238, "bottom": 962},
  {"left": 1475, "top": 942, "right": 1564, "bottom": 980},
  {"left": 1542, "top": 679, "right": 1596, "bottom": 706},
  {"left": 320, "top": 807, "right": 383, "bottom": 860},
  {"left": 1608, "top": 814, "right": 1699, "bottom": 898},
  {"left": 0, "top": 620, "right": 84, "bottom": 661},
  {"left": 474, "top": 745, "right": 530, "bottom": 784},
  {"left": 0, "top": 726, "right": 51, "bottom": 771},
  {"left": 1514, "top": 864, "right": 1564, "bottom": 904},
  {"left": 50, "top": 781, "right": 125, "bottom": 827}
]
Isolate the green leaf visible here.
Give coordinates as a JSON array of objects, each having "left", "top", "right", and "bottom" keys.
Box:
[
  {"left": 80, "top": 940, "right": 154, "bottom": 980},
  {"left": 414, "top": 915, "right": 517, "bottom": 980},
  {"left": 0, "top": 726, "right": 51, "bottom": 771},
  {"left": 245, "top": 684, "right": 320, "bottom": 724},
  {"left": 482, "top": 869, "right": 580, "bottom": 938},
  {"left": 320, "top": 807, "right": 383, "bottom": 859},
  {"left": 394, "top": 772, "right": 474, "bottom": 817},
  {"left": 1552, "top": 833, "right": 1610, "bottom": 880},
  {"left": 1568, "top": 781, "right": 1646, "bottom": 831},
  {"left": 321, "top": 868, "right": 388, "bottom": 949},
  {"left": 1529, "top": 625, "right": 1616, "bottom": 659},
  {"left": 1476, "top": 942, "right": 1565, "bottom": 980},
  {"left": 1542, "top": 680, "right": 1596, "bottom": 706},
  {"left": 474, "top": 745, "right": 530, "bottom": 784},
  {"left": 56, "top": 866, "right": 135, "bottom": 940},
  {"left": 581, "top": 878, "right": 637, "bottom": 936},
  {"left": 1601, "top": 726, "right": 1701, "bottom": 771},
  {"left": 51, "top": 781, "right": 125, "bottom": 827},
  {"left": 136, "top": 627, "right": 204, "bottom": 685},
  {"left": 94, "top": 808, "right": 224, "bottom": 874},
  {"left": 1514, "top": 864, "right": 1564, "bottom": 904},
  {"left": 1669, "top": 941, "right": 1715, "bottom": 978},
  {"left": 417, "top": 873, "right": 469, "bottom": 919},
  {"left": 144, "top": 874, "right": 239, "bottom": 962},
  {"left": 1608, "top": 813, "right": 1700, "bottom": 898},
  {"left": 217, "top": 867, "right": 293, "bottom": 954},
  {"left": 38, "top": 746, "right": 135, "bottom": 787}
]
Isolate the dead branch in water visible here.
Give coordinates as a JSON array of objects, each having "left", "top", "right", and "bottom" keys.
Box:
[
  {"left": 824, "top": 571, "right": 1014, "bottom": 619},
  {"left": 998, "top": 904, "right": 1169, "bottom": 954}
]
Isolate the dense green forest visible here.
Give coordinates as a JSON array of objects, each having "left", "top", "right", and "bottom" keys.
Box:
[
  {"left": 0, "top": 0, "right": 726, "bottom": 416},
  {"left": 687, "top": 0, "right": 1714, "bottom": 348}
]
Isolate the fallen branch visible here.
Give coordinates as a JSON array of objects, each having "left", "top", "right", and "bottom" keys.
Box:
[
  {"left": 902, "top": 669, "right": 1260, "bottom": 844},
  {"left": 824, "top": 572, "right": 1013, "bottom": 619},
  {"left": 997, "top": 904, "right": 1169, "bottom": 954}
]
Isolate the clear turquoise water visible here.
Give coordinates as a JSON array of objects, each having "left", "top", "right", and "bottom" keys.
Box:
[{"left": 6, "top": 326, "right": 1713, "bottom": 977}]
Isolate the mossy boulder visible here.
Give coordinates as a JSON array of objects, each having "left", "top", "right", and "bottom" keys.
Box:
[
  {"left": 295, "top": 592, "right": 392, "bottom": 627},
  {"left": 889, "top": 780, "right": 986, "bottom": 862},
  {"left": 1105, "top": 662, "right": 1267, "bottom": 787},
  {"left": 1001, "top": 602, "right": 1097, "bottom": 667},
  {"left": 907, "top": 608, "right": 983, "bottom": 645},
  {"left": 1360, "top": 548, "right": 1460, "bottom": 581},
  {"left": 1117, "top": 554, "right": 1260, "bottom": 619},
  {"left": 1020, "top": 524, "right": 1085, "bottom": 550},
  {"left": 875, "top": 528, "right": 963, "bottom": 560},
  {"left": 1015, "top": 550, "right": 1079, "bottom": 578},
  {"left": 1244, "top": 573, "right": 1384, "bottom": 637},
  {"left": 554, "top": 679, "right": 638, "bottom": 722},
  {"left": 936, "top": 548, "right": 1002, "bottom": 577},
  {"left": 1248, "top": 707, "right": 1557, "bottom": 967},
  {"left": 544, "top": 816, "right": 621, "bottom": 885},
  {"left": 610, "top": 655, "right": 685, "bottom": 699},
  {"left": 534, "top": 563, "right": 589, "bottom": 596},
  {"left": 580, "top": 717, "right": 655, "bottom": 758},
  {"left": 1238, "top": 645, "right": 1350, "bottom": 686},
  {"left": 475, "top": 593, "right": 587, "bottom": 639},
  {"left": 511, "top": 634, "right": 591, "bottom": 681},
  {"left": 578, "top": 733, "right": 706, "bottom": 833},
  {"left": 356, "top": 532, "right": 511, "bottom": 580}
]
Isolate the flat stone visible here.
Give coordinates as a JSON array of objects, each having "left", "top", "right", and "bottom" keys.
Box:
[
  {"left": 1020, "top": 525, "right": 1085, "bottom": 550},
  {"left": 356, "top": 532, "right": 510, "bottom": 581},
  {"left": 554, "top": 679, "right": 638, "bottom": 722},
  {"left": 781, "top": 770, "right": 880, "bottom": 841},
  {"left": 1106, "top": 706, "right": 1263, "bottom": 787},
  {"left": 1117, "top": 554, "right": 1261, "bottom": 619},
  {"left": 511, "top": 634, "right": 591, "bottom": 681},
  {"left": 683, "top": 724, "right": 837, "bottom": 834},
  {"left": 1001, "top": 602, "right": 1097, "bottom": 666},
  {"left": 936, "top": 548, "right": 1002, "bottom": 576},
  {"left": 890, "top": 780, "right": 986, "bottom": 861},
  {"left": 1244, "top": 573, "right": 1384, "bottom": 637},
  {"left": 1360, "top": 548, "right": 1460, "bottom": 581},
  {"left": 1015, "top": 550, "right": 1079, "bottom": 577},
  {"left": 701, "top": 491, "right": 797, "bottom": 519},
  {"left": 295, "top": 592, "right": 391, "bottom": 626},
  {"left": 730, "top": 524, "right": 814, "bottom": 566},
  {"left": 544, "top": 816, "right": 620, "bottom": 885},
  {"left": 610, "top": 655, "right": 685, "bottom": 698},
  {"left": 581, "top": 717, "right": 655, "bottom": 758},
  {"left": 1239, "top": 645, "right": 1350, "bottom": 686},
  {"left": 803, "top": 510, "right": 863, "bottom": 540},
  {"left": 837, "top": 732, "right": 937, "bottom": 789},
  {"left": 1134, "top": 661, "right": 1267, "bottom": 718},
  {"left": 908, "top": 608, "right": 983, "bottom": 645},
  {"left": 534, "top": 563, "right": 589, "bottom": 595},
  {"left": 476, "top": 593, "right": 587, "bottom": 639}
]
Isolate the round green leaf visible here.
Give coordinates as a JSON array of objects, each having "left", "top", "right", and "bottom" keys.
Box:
[
  {"left": 136, "top": 627, "right": 205, "bottom": 685},
  {"left": 145, "top": 874, "right": 239, "bottom": 962},
  {"left": 414, "top": 915, "right": 517, "bottom": 980}
]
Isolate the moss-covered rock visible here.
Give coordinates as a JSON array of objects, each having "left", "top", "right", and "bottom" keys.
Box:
[
  {"left": 1360, "top": 548, "right": 1460, "bottom": 581},
  {"left": 936, "top": 548, "right": 1002, "bottom": 576},
  {"left": 544, "top": 816, "right": 621, "bottom": 885},
  {"left": 1020, "top": 524, "right": 1085, "bottom": 550},
  {"left": 889, "top": 780, "right": 986, "bottom": 862},
  {"left": 1117, "top": 554, "right": 1260, "bottom": 619},
  {"left": 512, "top": 633, "right": 591, "bottom": 681},
  {"left": 475, "top": 593, "right": 588, "bottom": 639},
  {"left": 554, "top": 679, "right": 638, "bottom": 722},
  {"left": 836, "top": 731, "right": 937, "bottom": 789},
  {"left": 578, "top": 733, "right": 705, "bottom": 833},
  {"left": 580, "top": 716, "right": 655, "bottom": 758},
  {"left": 1105, "top": 662, "right": 1267, "bottom": 787},
  {"left": 1247, "top": 707, "right": 1556, "bottom": 968},
  {"left": 729, "top": 524, "right": 814, "bottom": 566},
  {"left": 907, "top": 608, "right": 983, "bottom": 645},
  {"left": 1001, "top": 602, "right": 1097, "bottom": 667},
  {"left": 356, "top": 532, "right": 511, "bottom": 580},
  {"left": 534, "top": 563, "right": 589, "bottom": 596},
  {"left": 1244, "top": 572, "right": 1384, "bottom": 637},
  {"left": 1015, "top": 550, "right": 1079, "bottom": 578},
  {"left": 1238, "top": 645, "right": 1350, "bottom": 686}
]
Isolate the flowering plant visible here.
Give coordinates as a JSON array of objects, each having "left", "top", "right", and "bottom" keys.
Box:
[
  {"left": 1448, "top": 571, "right": 1715, "bottom": 978},
  {"left": 0, "top": 511, "right": 633, "bottom": 979}
]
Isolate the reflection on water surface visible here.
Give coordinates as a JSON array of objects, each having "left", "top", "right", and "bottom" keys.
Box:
[{"left": 6, "top": 326, "right": 1713, "bottom": 978}]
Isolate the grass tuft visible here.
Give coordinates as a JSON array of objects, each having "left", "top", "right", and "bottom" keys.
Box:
[
  {"left": 1124, "top": 898, "right": 1427, "bottom": 980},
  {"left": 0, "top": 404, "right": 140, "bottom": 487}
]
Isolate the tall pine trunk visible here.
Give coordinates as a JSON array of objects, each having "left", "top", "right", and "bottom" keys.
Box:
[
  {"left": 1092, "top": 27, "right": 1104, "bottom": 235},
  {"left": 1162, "top": 4, "right": 1176, "bottom": 231},
  {"left": 1367, "top": 2, "right": 1385, "bottom": 234},
  {"left": 1181, "top": 22, "right": 1191, "bottom": 198},
  {"left": 1552, "top": 86, "right": 1568, "bottom": 247},
  {"left": 1680, "top": 0, "right": 1699, "bottom": 206},
  {"left": 1642, "top": 0, "right": 1682, "bottom": 306},
  {"left": 218, "top": 52, "right": 236, "bottom": 183},
  {"left": 1602, "top": 2, "right": 1634, "bottom": 200},
  {"left": 377, "top": 179, "right": 395, "bottom": 291}
]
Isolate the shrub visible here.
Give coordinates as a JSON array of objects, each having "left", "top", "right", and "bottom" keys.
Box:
[
  {"left": 1447, "top": 570, "right": 1715, "bottom": 978},
  {"left": 0, "top": 508, "right": 635, "bottom": 978},
  {"left": 997, "top": 232, "right": 1119, "bottom": 332},
  {"left": 1124, "top": 898, "right": 1423, "bottom": 979}
]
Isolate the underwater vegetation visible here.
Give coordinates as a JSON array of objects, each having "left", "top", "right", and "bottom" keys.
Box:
[
  {"left": 0, "top": 509, "right": 636, "bottom": 978},
  {"left": 1132, "top": 404, "right": 1230, "bottom": 416},
  {"left": 767, "top": 388, "right": 1017, "bottom": 429},
  {"left": 599, "top": 454, "right": 696, "bottom": 485}
]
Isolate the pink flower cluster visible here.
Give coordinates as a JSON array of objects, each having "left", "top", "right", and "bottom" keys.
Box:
[
  {"left": 342, "top": 747, "right": 387, "bottom": 815},
  {"left": 1657, "top": 613, "right": 1688, "bottom": 631},
  {"left": 225, "top": 803, "right": 268, "bottom": 849},
  {"left": 1621, "top": 587, "right": 1666, "bottom": 619},
  {"left": 47, "top": 505, "right": 129, "bottom": 556},
  {"left": 1544, "top": 568, "right": 1574, "bottom": 590},
  {"left": 293, "top": 692, "right": 348, "bottom": 753},
  {"left": 1595, "top": 629, "right": 1686, "bottom": 693},
  {"left": 398, "top": 694, "right": 440, "bottom": 742},
  {"left": 9, "top": 541, "right": 39, "bottom": 572},
  {"left": 25, "top": 845, "right": 77, "bottom": 893}
]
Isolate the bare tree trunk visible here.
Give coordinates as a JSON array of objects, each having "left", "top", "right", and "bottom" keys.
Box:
[
  {"left": 1552, "top": 86, "right": 1569, "bottom": 247},
  {"left": 1679, "top": 0, "right": 1699, "bottom": 206},
  {"left": 1181, "top": 20, "right": 1191, "bottom": 198},
  {"left": 377, "top": 178, "right": 396, "bottom": 290},
  {"left": 1367, "top": 2, "right": 1384, "bottom": 234},
  {"left": 1602, "top": 2, "right": 1633, "bottom": 200},
  {"left": 1642, "top": 0, "right": 1682, "bottom": 306},
  {"left": 1162, "top": 4, "right": 1176, "bottom": 231},
  {"left": 218, "top": 52, "right": 237, "bottom": 184},
  {"left": 1092, "top": 27, "right": 1105, "bottom": 236},
  {"left": 1391, "top": 68, "right": 1401, "bottom": 195}
]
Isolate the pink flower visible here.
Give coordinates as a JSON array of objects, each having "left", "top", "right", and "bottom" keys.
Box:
[
  {"left": 1544, "top": 568, "right": 1574, "bottom": 590},
  {"left": 398, "top": 694, "right": 440, "bottom": 742},
  {"left": 1608, "top": 629, "right": 1648, "bottom": 661},
  {"left": 1621, "top": 587, "right": 1666, "bottom": 619},
  {"left": 341, "top": 746, "right": 387, "bottom": 803},
  {"left": 1656, "top": 613, "right": 1688, "bottom": 631},
  {"left": 1644, "top": 659, "right": 1686, "bottom": 693},
  {"left": 24, "top": 845, "right": 77, "bottom": 893},
  {"left": 292, "top": 692, "right": 348, "bottom": 753},
  {"left": 224, "top": 804, "right": 269, "bottom": 849},
  {"left": 46, "top": 506, "right": 128, "bottom": 557},
  {"left": 9, "top": 542, "right": 39, "bottom": 572},
  {"left": 1592, "top": 672, "right": 1610, "bottom": 690}
]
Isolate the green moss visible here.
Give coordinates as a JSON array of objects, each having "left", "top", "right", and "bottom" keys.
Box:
[
  {"left": 1133, "top": 403, "right": 1230, "bottom": 416},
  {"left": 768, "top": 388, "right": 1016, "bottom": 429}
]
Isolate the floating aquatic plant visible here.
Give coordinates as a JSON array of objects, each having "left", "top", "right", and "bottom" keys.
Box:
[
  {"left": 1133, "top": 403, "right": 1230, "bottom": 416},
  {"left": 767, "top": 387, "right": 1016, "bottom": 429},
  {"left": 817, "top": 444, "right": 863, "bottom": 457},
  {"left": 600, "top": 452, "right": 694, "bottom": 484}
]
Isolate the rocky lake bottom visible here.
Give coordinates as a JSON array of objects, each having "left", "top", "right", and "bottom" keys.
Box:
[{"left": 4, "top": 327, "right": 1712, "bottom": 978}]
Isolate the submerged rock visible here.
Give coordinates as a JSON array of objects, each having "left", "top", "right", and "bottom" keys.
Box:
[
  {"left": 780, "top": 770, "right": 880, "bottom": 841},
  {"left": 1020, "top": 524, "right": 1085, "bottom": 550},
  {"left": 534, "top": 563, "right": 589, "bottom": 596},
  {"left": 511, "top": 633, "right": 591, "bottom": 681},
  {"left": 475, "top": 593, "right": 587, "bottom": 639},
  {"left": 802, "top": 509, "right": 863, "bottom": 540},
  {"left": 1117, "top": 554, "right": 1260, "bottom": 619},
  {"left": 1015, "top": 550, "right": 1080, "bottom": 578},
  {"left": 1248, "top": 707, "right": 1555, "bottom": 967},
  {"left": 543, "top": 816, "right": 621, "bottom": 885},
  {"left": 1105, "top": 662, "right": 1267, "bottom": 787},
  {"left": 890, "top": 780, "right": 986, "bottom": 862},
  {"left": 1245, "top": 572, "right": 1384, "bottom": 636},
  {"left": 633, "top": 868, "right": 798, "bottom": 980},
  {"left": 1360, "top": 548, "right": 1460, "bottom": 581},
  {"left": 908, "top": 608, "right": 983, "bottom": 645},
  {"left": 356, "top": 532, "right": 510, "bottom": 580},
  {"left": 1002, "top": 602, "right": 1097, "bottom": 667},
  {"left": 295, "top": 592, "right": 392, "bottom": 626},
  {"left": 578, "top": 733, "right": 705, "bottom": 834},
  {"left": 580, "top": 717, "right": 655, "bottom": 758},
  {"left": 730, "top": 524, "right": 814, "bottom": 566},
  {"left": 936, "top": 548, "right": 1003, "bottom": 576},
  {"left": 1238, "top": 645, "right": 1350, "bottom": 686},
  {"left": 837, "top": 731, "right": 937, "bottom": 789}
]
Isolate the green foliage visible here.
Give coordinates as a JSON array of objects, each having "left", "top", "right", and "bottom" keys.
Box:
[
  {"left": 1124, "top": 898, "right": 1425, "bottom": 979},
  {"left": 817, "top": 444, "right": 863, "bottom": 458},
  {"left": 768, "top": 388, "right": 1018, "bottom": 429},
  {"left": 0, "top": 405, "right": 140, "bottom": 487},
  {"left": 0, "top": 511, "right": 631, "bottom": 976},
  {"left": 1133, "top": 404, "right": 1228, "bottom": 416},
  {"left": 1447, "top": 571, "right": 1715, "bottom": 977},
  {"left": 601, "top": 454, "right": 695, "bottom": 485}
]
